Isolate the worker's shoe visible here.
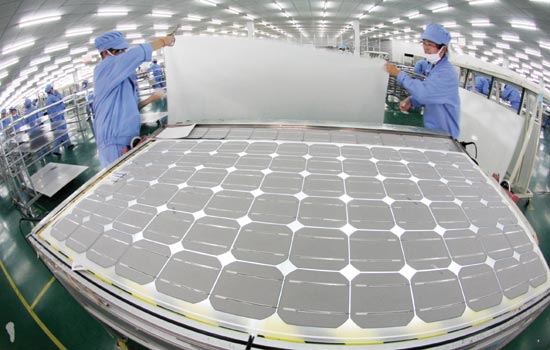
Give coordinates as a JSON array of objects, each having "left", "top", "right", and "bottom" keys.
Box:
[
  {"left": 53, "top": 152, "right": 61, "bottom": 156},
  {"left": 67, "top": 144, "right": 75, "bottom": 150}
]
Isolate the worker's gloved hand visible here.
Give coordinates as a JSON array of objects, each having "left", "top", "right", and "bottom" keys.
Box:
[
  {"left": 399, "top": 97, "right": 412, "bottom": 112},
  {"left": 385, "top": 62, "right": 400, "bottom": 78},
  {"left": 152, "top": 88, "right": 167, "bottom": 100},
  {"left": 164, "top": 34, "right": 176, "bottom": 47}
]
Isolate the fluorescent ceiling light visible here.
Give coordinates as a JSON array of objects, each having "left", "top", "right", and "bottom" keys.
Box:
[
  {"left": 116, "top": 24, "right": 137, "bottom": 31},
  {"left": 226, "top": 7, "right": 241, "bottom": 15},
  {"left": 245, "top": 15, "right": 256, "bottom": 20},
  {"left": 44, "top": 64, "right": 59, "bottom": 72},
  {"left": 0, "top": 71, "right": 8, "bottom": 80},
  {"left": 525, "top": 48, "right": 542, "bottom": 56},
  {"left": 126, "top": 33, "right": 142, "bottom": 39},
  {"left": 132, "top": 39, "right": 145, "bottom": 44},
  {"left": 55, "top": 56, "right": 71, "bottom": 65},
  {"left": 470, "top": 19, "right": 491, "bottom": 26},
  {"left": 181, "top": 26, "right": 194, "bottom": 31},
  {"left": 483, "top": 51, "right": 493, "bottom": 56},
  {"left": 492, "top": 48, "right": 504, "bottom": 54},
  {"left": 540, "top": 41, "right": 550, "bottom": 50},
  {"left": 471, "top": 40, "right": 484, "bottom": 45},
  {"left": 432, "top": 5, "right": 450, "bottom": 12},
  {"left": 30, "top": 56, "right": 51, "bottom": 66},
  {"left": 442, "top": 21, "right": 457, "bottom": 28},
  {"left": 471, "top": 32, "right": 486, "bottom": 38},
  {"left": 406, "top": 10, "right": 419, "bottom": 18},
  {"left": 502, "top": 34, "right": 520, "bottom": 42},
  {"left": 390, "top": 18, "right": 402, "bottom": 24},
  {"left": 511, "top": 20, "right": 537, "bottom": 30},
  {"left": 468, "top": 0, "right": 496, "bottom": 4},
  {"left": 200, "top": 0, "right": 217, "bottom": 6},
  {"left": 44, "top": 43, "right": 68, "bottom": 54},
  {"left": 508, "top": 56, "right": 519, "bottom": 62},
  {"left": 0, "top": 58, "right": 18, "bottom": 71},
  {"left": 211, "top": 19, "right": 222, "bottom": 25},
  {"left": 151, "top": 10, "right": 173, "bottom": 17},
  {"left": 20, "top": 66, "right": 38, "bottom": 77},
  {"left": 66, "top": 27, "right": 93, "bottom": 37},
  {"left": 97, "top": 8, "right": 128, "bottom": 16},
  {"left": 155, "top": 32, "right": 167, "bottom": 37},
  {"left": 496, "top": 42, "right": 510, "bottom": 49},
  {"left": 186, "top": 15, "right": 202, "bottom": 21},
  {"left": 19, "top": 12, "right": 62, "bottom": 27},
  {"left": 70, "top": 47, "right": 88, "bottom": 55},
  {"left": 154, "top": 24, "right": 169, "bottom": 30},
  {"left": 515, "top": 52, "right": 529, "bottom": 60},
  {"left": 2, "top": 39, "right": 35, "bottom": 55}
]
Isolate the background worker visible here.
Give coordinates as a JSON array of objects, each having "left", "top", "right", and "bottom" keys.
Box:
[
  {"left": 148, "top": 59, "right": 165, "bottom": 88},
  {"left": 500, "top": 84, "right": 521, "bottom": 112},
  {"left": 92, "top": 31, "right": 175, "bottom": 168},
  {"left": 45, "top": 84, "right": 74, "bottom": 156},
  {"left": 385, "top": 23, "right": 460, "bottom": 139}
]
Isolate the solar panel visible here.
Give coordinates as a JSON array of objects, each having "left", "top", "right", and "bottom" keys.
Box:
[{"left": 33, "top": 127, "right": 550, "bottom": 347}]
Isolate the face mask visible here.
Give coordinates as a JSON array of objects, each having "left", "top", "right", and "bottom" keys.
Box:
[{"left": 425, "top": 47, "right": 444, "bottom": 64}]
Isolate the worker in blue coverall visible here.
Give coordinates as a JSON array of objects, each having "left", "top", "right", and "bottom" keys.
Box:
[
  {"left": 0, "top": 109, "right": 11, "bottom": 131},
  {"left": 24, "top": 98, "right": 39, "bottom": 128},
  {"left": 500, "top": 84, "right": 521, "bottom": 112},
  {"left": 385, "top": 23, "right": 460, "bottom": 139},
  {"left": 45, "top": 84, "right": 73, "bottom": 156},
  {"left": 413, "top": 59, "right": 430, "bottom": 76},
  {"left": 92, "top": 31, "right": 175, "bottom": 168},
  {"left": 148, "top": 59, "right": 165, "bottom": 88},
  {"left": 10, "top": 107, "right": 26, "bottom": 131},
  {"left": 467, "top": 75, "right": 490, "bottom": 96}
]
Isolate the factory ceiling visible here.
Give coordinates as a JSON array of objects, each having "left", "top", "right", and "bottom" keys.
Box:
[{"left": 0, "top": 0, "right": 548, "bottom": 107}]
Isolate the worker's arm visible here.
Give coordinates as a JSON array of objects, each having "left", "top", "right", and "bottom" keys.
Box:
[
  {"left": 138, "top": 89, "right": 166, "bottom": 110},
  {"left": 150, "top": 35, "right": 176, "bottom": 51}
]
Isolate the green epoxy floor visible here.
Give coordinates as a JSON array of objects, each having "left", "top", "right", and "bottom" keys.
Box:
[{"left": 0, "top": 110, "right": 549, "bottom": 349}]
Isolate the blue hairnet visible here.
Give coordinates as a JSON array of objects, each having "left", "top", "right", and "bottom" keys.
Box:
[
  {"left": 24, "top": 99, "right": 32, "bottom": 108},
  {"left": 45, "top": 84, "right": 53, "bottom": 93},
  {"left": 9, "top": 106, "right": 16, "bottom": 111},
  {"left": 83, "top": 79, "right": 88, "bottom": 84},
  {"left": 94, "top": 31, "right": 129, "bottom": 52},
  {"left": 422, "top": 23, "right": 451, "bottom": 46},
  {"left": 1, "top": 109, "right": 5, "bottom": 114}
]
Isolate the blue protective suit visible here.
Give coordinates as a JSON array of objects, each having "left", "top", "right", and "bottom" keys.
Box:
[
  {"left": 25, "top": 105, "right": 39, "bottom": 128},
  {"left": 475, "top": 76, "right": 490, "bottom": 96},
  {"left": 500, "top": 85, "right": 521, "bottom": 112},
  {"left": 148, "top": 62, "right": 165, "bottom": 88},
  {"left": 46, "top": 90, "right": 72, "bottom": 153},
  {"left": 93, "top": 43, "right": 153, "bottom": 168},
  {"left": 12, "top": 113, "right": 25, "bottom": 130},
  {"left": 397, "top": 55, "right": 461, "bottom": 139},
  {"left": 414, "top": 60, "right": 431, "bottom": 76},
  {"left": 1, "top": 115, "right": 11, "bottom": 130}
]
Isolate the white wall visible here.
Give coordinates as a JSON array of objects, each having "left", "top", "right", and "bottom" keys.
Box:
[{"left": 390, "top": 40, "right": 425, "bottom": 64}]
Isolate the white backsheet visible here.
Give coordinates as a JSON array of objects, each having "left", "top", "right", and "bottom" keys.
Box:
[
  {"left": 458, "top": 89, "right": 524, "bottom": 178},
  {"left": 165, "top": 36, "right": 388, "bottom": 125}
]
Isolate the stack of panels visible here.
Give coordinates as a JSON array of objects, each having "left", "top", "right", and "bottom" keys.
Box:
[{"left": 37, "top": 128, "right": 550, "bottom": 345}]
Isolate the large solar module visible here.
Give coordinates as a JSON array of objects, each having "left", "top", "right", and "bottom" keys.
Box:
[{"left": 30, "top": 126, "right": 550, "bottom": 349}]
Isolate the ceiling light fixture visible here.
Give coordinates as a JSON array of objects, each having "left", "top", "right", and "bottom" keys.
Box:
[
  {"left": 525, "top": 48, "right": 542, "bottom": 56},
  {"left": 496, "top": 42, "right": 510, "bottom": 49},
  {"left": 44, "top": 43, "right": 69, "bottom": 54},
  {"left": 65, "top": 27, "right": 93, "bottom": 37},
  {"left": 432, "top": 5, "right": 450, "bottom": 12},
  {"left": 200, "top": 0, "right": 217, "bottom": 6},
  {"left": 468, "top": 0, "right": 496, "bottom": 4},
  {"left": 30, "top": 56, "right": 51, "bottom": 66},
  {"left": 470, "top": 19, "right": 491, "bottom": 26},
  {"left": 97, "top": 8, "right": 128, "bottom": 16},
  {"left": 502, "top": 34, "right": 520, "bottom": 42},
  {"left": 116, "top": 24, "right": 137, "bottom": 31},
  {"left": 227, "top": 7, "right": 241, "bottom": 15},
  {"left": 511, "top": 20, "right": 537, "bottom": 30},
  {"left": 19, "top": 12, "right": 62, "bottom": 27},
  {"left": 186, "top": 15, "right": 202, "bottom": 21},
  {"left": 2, "top": 40, "right": 35, "bottom": 55},
  {"left": 0, "top": 57, "right": 19, "bottom": 71},
  {"left": 151, "top": 10, "right": 173, "bottom": 18}
]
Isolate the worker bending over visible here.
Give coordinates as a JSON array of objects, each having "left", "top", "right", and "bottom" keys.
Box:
[{"left": 385, "top": 23, "right": 460, "bottom": 139}]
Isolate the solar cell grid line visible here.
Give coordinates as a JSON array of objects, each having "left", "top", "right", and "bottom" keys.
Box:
[{"left": 30, "top": 127, "right": 550, "bottom": 349}]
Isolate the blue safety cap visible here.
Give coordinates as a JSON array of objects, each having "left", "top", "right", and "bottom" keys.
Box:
[
  {"left": 24, "top": 99, "right": 32, "bottom": 108},
  {"left": 94, "top": 31, "right": 129, "bottom": 52},
  {"left": 1, "top": 109, "right": 5, "bottom": 114},
  {"left": 83, "top": 79, "right": 88, "bottom": 84},
  {"left": 422, "top": 23, "right": 451, "bottom": 46},
  {"left": 45, "top": 84, "right": 53, "bottom": 93},
  {"left": 9, "top": 106, "right": 16, "bottom": 111}
]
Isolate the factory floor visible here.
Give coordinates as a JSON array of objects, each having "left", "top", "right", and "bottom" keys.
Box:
[{"left": 0, "top": 109, "right": 549, "bottom": 350}]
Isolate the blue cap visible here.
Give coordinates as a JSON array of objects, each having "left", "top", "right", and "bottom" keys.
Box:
[
  {"left": 9, "top": 106, "right": 16, "bottom": 111},
  {"left": 24, "top": 98, "right": 32, "bottom": 108},
  {"left": 94, "top": 31, "right": 129, "bottom": 52},
  {"left": 422, "top": 23, "right": 451, "bottom": 46},
  {"left": 45, "top": 84, "right": 53, "bottom": 93},
  {"left": 83, "top": 79, "right": 88, "bottom": 84},
  {"left": 1, "top": 109, "right": 5, "bottom": 114}
]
